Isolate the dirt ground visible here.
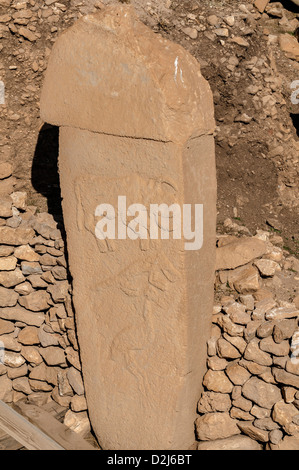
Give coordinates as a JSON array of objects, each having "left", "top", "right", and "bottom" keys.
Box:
[{"left": 0, "top": 0, "right": 298, "bottom": 253}]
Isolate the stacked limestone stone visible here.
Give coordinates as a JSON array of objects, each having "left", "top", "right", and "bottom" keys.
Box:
[
  {"left": 196, "top": 228, "right": 299, "bottom": 450},
  {"left": 0, "top": 162, "right": 90, "bottom": 437}
]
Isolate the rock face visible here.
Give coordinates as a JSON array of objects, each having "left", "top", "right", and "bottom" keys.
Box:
[{"left": 41, "top": 6, "right": 216, "bottom": 450}]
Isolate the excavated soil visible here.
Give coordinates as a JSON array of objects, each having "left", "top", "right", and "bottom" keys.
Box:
[{"left": 0, "top": 0, "right": 298, "bottom": 252}]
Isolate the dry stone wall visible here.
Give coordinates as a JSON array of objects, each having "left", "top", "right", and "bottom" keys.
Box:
[
  {"left": 2, "top": 161, "right": 299, "bottom": 450},
  {"left": 196, "top": 230, "right": 299, "bottom": 451},
  {"left": 0, "top": 161, "right": 90, "bottom": 437}
]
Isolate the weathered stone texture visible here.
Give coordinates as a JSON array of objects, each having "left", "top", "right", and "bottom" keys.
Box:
[{"left": 41, "top": 6, "right": 216, "bottom": 450}]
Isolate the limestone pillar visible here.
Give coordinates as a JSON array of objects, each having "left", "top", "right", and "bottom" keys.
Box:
[{"left": 41, "top": 5, "right": 216, "bottom": 450}]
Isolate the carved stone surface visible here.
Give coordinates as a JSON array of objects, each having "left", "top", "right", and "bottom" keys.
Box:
[{"left": 41, "top": 5, "right": 216, "bottom": 450}]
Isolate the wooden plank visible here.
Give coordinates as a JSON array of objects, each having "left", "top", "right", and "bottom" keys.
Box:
[
  {"left": 42, "top": 400, "right": 67, "bottom": 422},
  {"left": 0, "top": 400, "right": 64, "bottom": 450},
  {"left": 14, "top": 402, "right": 98, "bottom": 451},
  {"left": 0, "top": 426, "right": 22, "bottom": 450},
  {"left": 0, "top": 399, "right": 68, "bottom": 451},
  {"left": 0, "top": 434, "right": 23, "bottom": 451}
]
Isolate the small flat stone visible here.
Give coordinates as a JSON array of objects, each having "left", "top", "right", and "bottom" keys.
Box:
[
  {"left": 21, "top": 346, "right": 43, "bottom": 365},
  {"left": 256, "top": 321, "right": 275, "bottom": 339},
  {"left": 40, "top": 346, "right": 66, "bottom": 366},
  {"left": 272, "top": 401, "right": 299, "bottom": 435},
  {"left": 254, "top": 259, "right": 279, "bottom": 277},
  {"left": 254, "top": 418, "right": 279, "bottom": 431},
  {"left": 18, "top": 26, "right": 37, "bottom": 42},
  {"left": 230, "top": 407, "right": 253, "bottom": 421},
  {"left": 0, "top": 256, "right": 17, "bottom": 271},
  {"left": 182, "top": 27, "right": 198, "bottom": 40},
  {"left": 266, "top": 307, "right": 299, "bottom": 321},
  {"left": 216, "top": 315, "right": 244, "bottom": 337},
  {"left": 0, "top": 162, "right": 12, "bottom": 180},
  {"left": 14, "top": 245, "right": 39, "bottom": 262},
  {"left": 4, "top": 351, "right": 25, "bottom": 368},
  {"left": 273, "top": 319, "right": 297, "bottom": 343},
  {"left": 29, "top": 379, "right": 53, "bottom": 392},
  {"left": 21, "top": 261, "right": 42, "bottom": 275},
  {"left": 51, "top": 386, "right": 72, "bottom": 407},
  {"left": 18, "top": 326, "right": 39, "bottom": 345},
  {"left": 70, "top": 395, "right": 87, "bottom": 412},
  {"left": 10, "top": 192, "right": 27, "bottom": 211},
  {"left": 12, "top": 377, "right": 32, "bottom": 395},
  {"left": 0, "top": 227, "right": 34, "bottom": 246},
  {"left": 216, "top": 238, "right": 267, "bottom": 271},
  {"left": 39, "top": 254, "right": 57, "bottom": 266},
  {"left": 238, "top": 422, "right": 269, "bottom": 443},
  {"left": 0, "top": 307, "right": 45, "bottom": 327},
  {"left": 273, "top": 368, "right": 299, "bottom": 389},
  {"left": 0, "top": 269, "right": 25, "bottom": 288},
  {"left": 29, "top": 363, "right": 58, "bottom": 386},
  {"left": 251, "top": 405, "right": 271, "bottom": 419},
  {"left": 14, "top": 282, "right": 33, "bottom": 295},
  {"left": 0, "top": 286, "right": 19, "bottom": 307},
  {"left": 214, "top": 28, "right": 229, "bottom": 37},
  {"left": 0, "top": 319, "right": 14, "bottom": 335},
  {"left": 198, "top": 392, "right": 231, "bottom": 413},
  {"left": 225, "top": 363, "right": 251, "bottom": 386},
  {"left": 196, "top": 412, "right": 240, "bottom": 441},
  {"left": 234, "top": 266, "right": 260, "bottom": 294},
  {"left": 233, "top": 396, "right": 252, "bottom": 413},
  {"left": 231, "top": 36, "right": 249, "bottom": 47},
  {"left": 0, "top": 198, "right": 12, "bottom": 218},
  {"left": 67, "top": 367, "right": 85, "bottom": 396},
  {"left": 259, "top": 337, "right": 290, "bottom": 357},
  {"left": 0, "top": 334, "right": 21, "bottom": 352},
  {"left": 244, "top": 339, "right": 272, "bottom": 366},
  {"left": 224, "top": 302, "right": 251, "bottom": 325},
  {"left": 207, "top": 356, "right": 228, "bottom": 371},
  {"left": 223, "top": 334, "right": 247, "bottom": 355},
  {"left": 254, "top": 0, "right": 270, "bottom": 13},
  {"left": 269, "top": 429, "right": 283, "bottom": 445},
  {"left": 27, "top": 275, "right": 48, "bottom": 288},
  {"left": 64, "top": 410, "right": 90, "bottom": 437},
  {"left": 7, "top": 363, "right": 28, "bottom": 380},
  {"left": 217, "top": 338, "right": 241, "bottom": 360},
  {"left": 197, "top": 434, "right": 262, "bottom": 450},
  {"left": 242, "top": 377, "right": 281, "bottom": 409},
  {"left": 47, "top": 282, "right": 69, "bottom": 303},
  {"left": 0, "top": 246, "right": 14, "bottom": 257},
  {"left": 38, "top": 325, "right": 59, "bottom": 347},
  {"left": 18, "top": 291, "right": 51, "bottom": 312},
  {"left": 279, "top": 33, "right": 299, "bottom": 61}
]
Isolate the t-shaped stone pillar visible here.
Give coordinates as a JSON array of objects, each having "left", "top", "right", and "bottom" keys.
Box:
[{"left": 41, "top": 5, "right": 216, "bottom": 450}]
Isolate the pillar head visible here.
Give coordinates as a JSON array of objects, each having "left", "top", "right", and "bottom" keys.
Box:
[{"left": 41, "top": 5, "right": 215, "bottom": 144}]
